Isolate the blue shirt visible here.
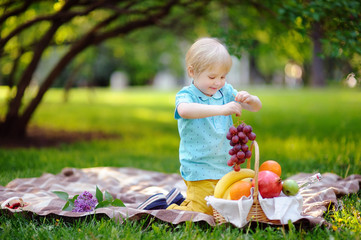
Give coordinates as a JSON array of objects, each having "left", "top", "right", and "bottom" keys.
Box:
[{"left": 175, "top": 82, "right": 238, "bottom": 181}]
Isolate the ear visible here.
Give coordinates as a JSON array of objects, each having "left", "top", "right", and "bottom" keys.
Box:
[{"left": 187, "top": 66, "right": 194, "bottom": 78}]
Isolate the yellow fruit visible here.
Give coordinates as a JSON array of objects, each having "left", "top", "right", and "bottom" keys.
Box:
[
  {"left": 222, "top": 187, "right": 232, "bottom": 200},
  {"left": 214, "top": 168, "right": 255, "bottom": 198},
  {"left": 241, "top": 177, "right": 253, "bottom": 183}
]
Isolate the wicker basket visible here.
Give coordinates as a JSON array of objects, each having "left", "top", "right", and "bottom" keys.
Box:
[{"left": 213, "top": 140, "right": 282, "bottom": 225}]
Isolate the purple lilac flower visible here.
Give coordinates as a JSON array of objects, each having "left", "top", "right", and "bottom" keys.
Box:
[{"left": 72, "top": 191, "right": 98, "bottom": 212}]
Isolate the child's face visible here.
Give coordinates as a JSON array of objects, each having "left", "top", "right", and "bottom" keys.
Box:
[{"left": 191, "top": 65, "right": 228, "bottom": 97}]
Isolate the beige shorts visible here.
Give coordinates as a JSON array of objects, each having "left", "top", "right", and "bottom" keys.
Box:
[{"left": 167, "top": 179, "right": 218, "bottom": 215}]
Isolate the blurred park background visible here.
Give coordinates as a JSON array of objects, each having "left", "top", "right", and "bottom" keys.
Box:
[{"left": 0, "top": 0, "right": 360, "bottom": 180}]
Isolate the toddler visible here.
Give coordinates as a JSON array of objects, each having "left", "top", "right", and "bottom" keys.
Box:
[{"left": 138, "top": 37, "right": 262, "bottom": 215}]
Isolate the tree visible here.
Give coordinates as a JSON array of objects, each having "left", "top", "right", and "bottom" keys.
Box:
[
  {"left": 0, "top": 0, "right": 205, "bottom": 138},
  {"left": 209, "top": 0, "right": 361, "bottom": 86}
]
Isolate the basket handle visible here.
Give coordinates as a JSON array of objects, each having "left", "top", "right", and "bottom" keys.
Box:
[{"left": 246, "top": 140, "right": 259, "bottom": 202}]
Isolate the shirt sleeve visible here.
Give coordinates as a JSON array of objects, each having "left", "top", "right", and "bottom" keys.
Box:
[
  {"left": 174, "top": 89, "right": 195, "bottom": 120},
  {"left": 223, "top": 82, "right": 238, "bottom": 103}
]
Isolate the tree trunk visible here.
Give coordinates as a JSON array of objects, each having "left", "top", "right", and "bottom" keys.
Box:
[
  {"left": 310, "top": 22, "right": 326, "bottom": 87},
  {"left": 0, "top": 23, "right": 61, "bottom": 138},
  {"left": 0, "top": 0, "right": 180, "bottom": 139},
  {"left": 0, "top": 117, "right": 27, "bottom": 139}
]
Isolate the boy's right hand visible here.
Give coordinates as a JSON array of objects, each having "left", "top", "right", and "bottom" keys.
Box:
[{"left": 222, "top": 101, "right": 243, "bottom": 117}]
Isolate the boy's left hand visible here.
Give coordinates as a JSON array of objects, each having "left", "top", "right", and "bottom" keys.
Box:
[
  {"left": 234, "top": 91, "right": 262, "bottom": 112},
  {"left": 235, "top": 91, "right": 254, "bottom": 104}
]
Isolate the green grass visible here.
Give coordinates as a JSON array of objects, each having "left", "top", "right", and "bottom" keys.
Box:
[{"left": 0, "top": 86, "right": 360, "bottom": 239}]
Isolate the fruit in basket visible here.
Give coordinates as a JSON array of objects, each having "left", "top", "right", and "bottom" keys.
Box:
[
  {"left": 222, "top": 186, "right": 232, "bottom": 200},
  {"left": 241, "top": 177, "right": 253, "bottom": 183},
  {"left": 221, "top": 178, "right": 253, "bottom": 200},
  {"left": 282, "top": 179, "right": 299, "bottom": 196},
  {"left": 229, "top": 180, "right": 252, "bottom": 200},
  {"left": 257, "top": 170, "right": 282, "bottom": 198},
  {"left": 227, "top": 123, "right": 256, "bottom": 171},
  {"left": 214, "top": 168, "right": 255, "bottom": 198},
  {"left": 259, "top": 160, "right": 282, "bottom": 177}
]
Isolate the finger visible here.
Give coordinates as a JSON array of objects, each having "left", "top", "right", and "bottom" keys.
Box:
[
  {"left": 241, "top": 95, "right": 252, "bottom": 103},
  {"left": 236, "top": 91, "right": 246, "bottom": 102}
]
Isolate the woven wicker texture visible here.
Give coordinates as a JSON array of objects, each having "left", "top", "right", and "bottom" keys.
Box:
[{"left": 213, "top": 140, "right": 282, "bottom": 225}]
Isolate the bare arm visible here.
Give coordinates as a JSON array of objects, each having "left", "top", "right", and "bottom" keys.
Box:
[{"left": 177, "top": 101, "right": 243, "bottom": 119}]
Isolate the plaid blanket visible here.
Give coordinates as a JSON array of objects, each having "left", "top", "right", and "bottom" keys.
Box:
[{"left": 0, "top": 167, "right": 360, "bottom": 227}]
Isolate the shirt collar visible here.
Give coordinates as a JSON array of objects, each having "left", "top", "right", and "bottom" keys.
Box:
[{"left": 190, "top": 83, "right": 223, "bottom": 101}]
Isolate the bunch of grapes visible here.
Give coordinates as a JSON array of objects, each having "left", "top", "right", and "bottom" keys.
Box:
[{"left": 226, "top": 123, "right": 256, "bottom": 171}]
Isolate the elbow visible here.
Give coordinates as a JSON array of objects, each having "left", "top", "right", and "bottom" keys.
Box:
[{"left": 177, "top": 103, "right": 189, "bottom": 118}]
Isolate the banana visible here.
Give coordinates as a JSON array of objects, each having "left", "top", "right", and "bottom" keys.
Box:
[
  {"left": 214, "top": 168, "right": 255, "bottom": 198},
  {"left": 241, "top": 177, "right": 253, "bottom": 184},
  {"left": 222, "top": 185, "right": 232, "bottom": 199}
]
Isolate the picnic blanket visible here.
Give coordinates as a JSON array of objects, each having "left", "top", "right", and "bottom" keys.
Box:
[{"left": 0, "top": 167, "right": 360, "bottom": 228}]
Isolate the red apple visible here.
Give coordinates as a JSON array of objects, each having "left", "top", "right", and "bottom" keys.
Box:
[{"left": 257, "top": 170, "right": 282, "bottom": 198}]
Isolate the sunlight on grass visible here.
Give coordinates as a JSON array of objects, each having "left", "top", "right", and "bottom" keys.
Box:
[
  {"left": 42, "top": 87, "right": 177, "bottom": 107},
  {"left": 326, "top": 192, "right": 361, "bottom": 233},
  {"left": 1, "top": 86, "right": 361, "bottom": 239},
  {"left": 1, "top": 86, "right": 361, "bottom": 179},
  {"left": 260, "top": 136, "right": 360, "bottom": 178},
  {"left": 132, "top": 107, "right": 174, "bottom": 124}
]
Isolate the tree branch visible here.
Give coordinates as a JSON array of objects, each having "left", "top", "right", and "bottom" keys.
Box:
[
  {"left": 91, "top": 0, "right": 180, "bottom": 44},
  {"left": 0, "top": 0, "right": 35, "bottom": 25},
  {"left": 0, "top": 0, "right": 104, "bottom": 52},
  {"left": 20, "top": 0, "right": 181, "bottom": 128}
]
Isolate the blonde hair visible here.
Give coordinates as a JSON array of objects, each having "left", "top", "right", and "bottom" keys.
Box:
[{"left": 186, "top": 37, "right": 232, "bottom": 77}]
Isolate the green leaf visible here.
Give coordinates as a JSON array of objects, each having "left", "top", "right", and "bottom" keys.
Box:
[
  {"left": 111, "top": 199, "right": 125, "bottom": 207},
  {"left": 104, "top": 191, "right": 114, "bottom": 201},
  {"left": 96, "top": 186, "right": 103, "bottom": 203},
  {"left": 52, "top": 191, "right": 69, "bottom": 201},
  {"left": 70, "top": 194, "right": 79, "bottom": 204},
  {"left": 62, "top": 201, "right": 73, "bottom": 211},
  {"left": 95, "top": 200, "right": 111, "bottom": 209}
]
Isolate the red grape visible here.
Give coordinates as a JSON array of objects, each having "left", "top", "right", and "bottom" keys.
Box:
[
  {"left": 233, "top": 164, "right": 241, "bottom": 171},
  {"left": 242, "top": 136, "right": 249, "bottom": 144},
  {"left": 237, "top": 124, "right": 244, "bottom": 132},
  {"left": 245, "top": 150, "right": 252, "bottom": 158},
  {"left": 241, "top": 144, "right": 248, "bottom": 152},
  {"left": 229, "top": 126, "right": 237, "bottom": 135},
  {"left": 236, "top": 151, "right": 245, "bottom": 159},
  {"left": 233, "top": 144, "right": 242, "bottom": 152},
  {"left": 243, "top": 125, "right": 252, "bottom": 134},
  {"left": 227, "top": 123, "right": 256, "bottom": 170},
  {"left": 237, "top": 158, "right": 246, "bottom": 165},
  {"left": 231, "top": 135, "right": 239, "bottom": 144},
  {"left": 230, "top": 154, "right": 238, "bottom": 163},
  {"left": 227, "top": 159, "right": 234, "bottom": 166},
  {"left": 238, "top": 131, "right": 246, "bottom": 140},
  {"left": 248, "top": 132, "right": 256, "bottom": 141},
  {"left": 229, "top": 148, "right": 236, "bottom": 155},
  {"left": 226, "top": 132, "right": 232, "bottom": 140}
]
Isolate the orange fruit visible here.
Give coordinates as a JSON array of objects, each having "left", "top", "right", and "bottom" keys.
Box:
[
  {"left": 229, "top": 180, "right": 252, "bottom": 200},
  {"left": 259, "top": 160, "right": 282, "bottom": 177}
]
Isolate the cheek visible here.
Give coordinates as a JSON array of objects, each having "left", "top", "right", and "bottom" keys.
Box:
[{"left": 196, "top": 77, "right": 208, "bottom": 87}]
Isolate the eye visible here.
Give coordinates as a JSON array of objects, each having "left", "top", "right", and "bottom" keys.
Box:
[{"left": 208, "top": 76, "right": 216, "bottom": 79}]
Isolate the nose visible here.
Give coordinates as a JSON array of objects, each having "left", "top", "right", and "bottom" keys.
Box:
[{"left": 214, "top": 77, "right": 222, "bottom": 86}]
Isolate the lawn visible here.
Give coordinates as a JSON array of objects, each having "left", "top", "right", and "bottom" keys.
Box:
[{"left": 0, "top": 86, "right": 360, "bottom": 239}]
